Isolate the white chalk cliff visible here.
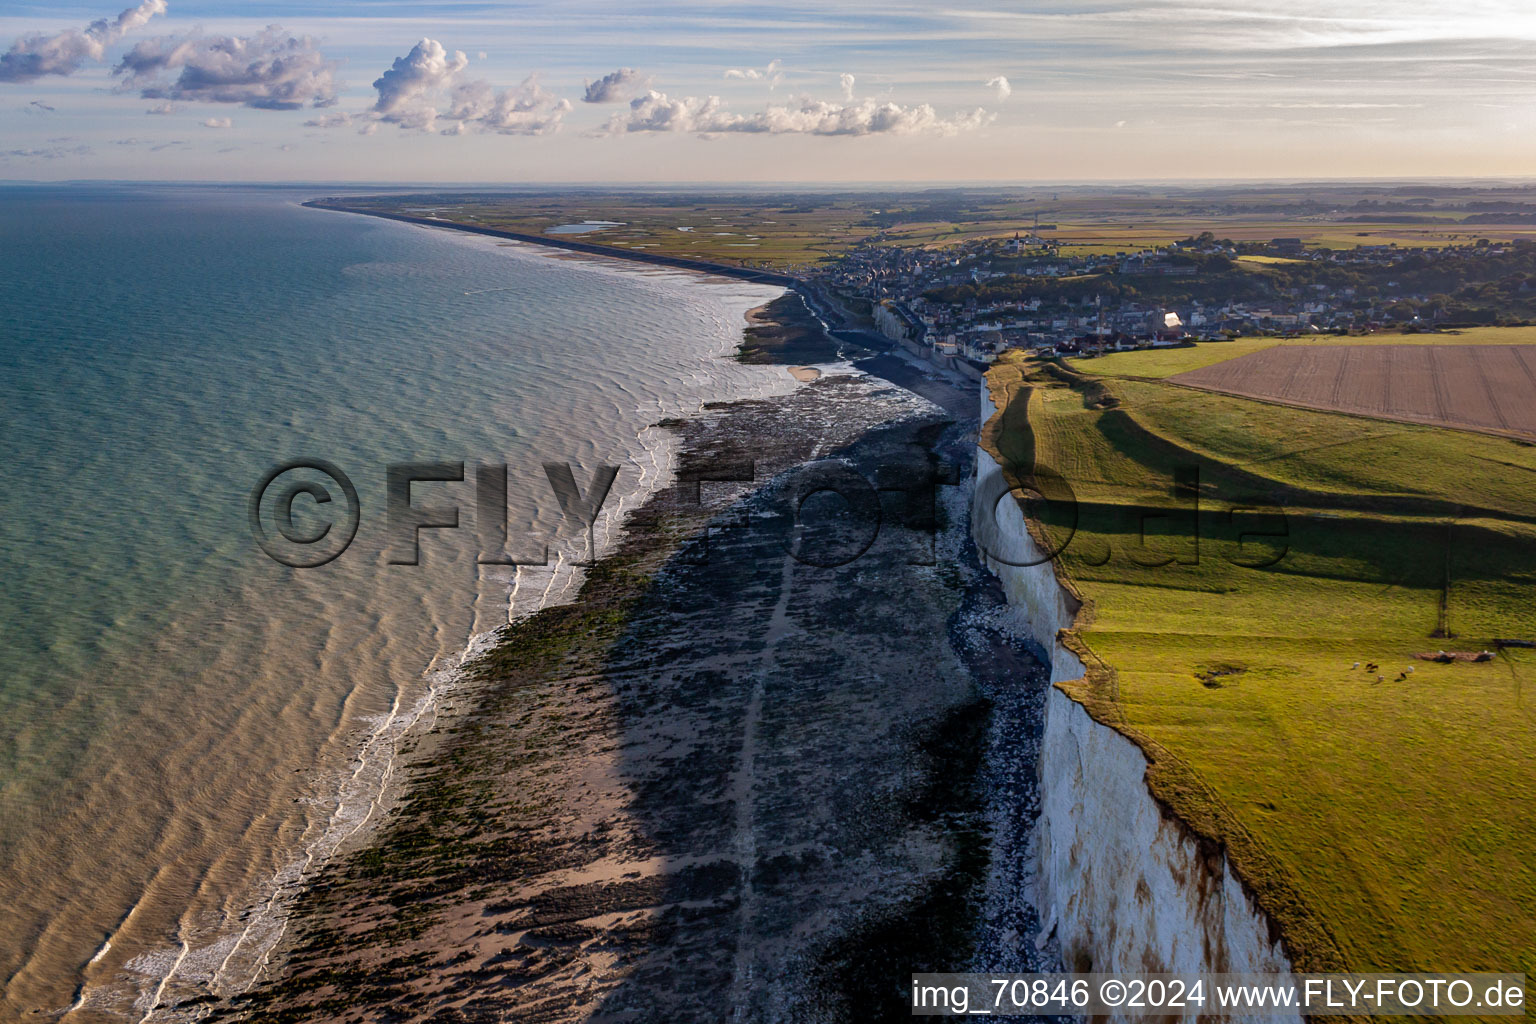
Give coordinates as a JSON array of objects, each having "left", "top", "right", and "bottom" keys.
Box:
[{"left": 972, "top": 378, "right": 1299, "bottom": 1021}]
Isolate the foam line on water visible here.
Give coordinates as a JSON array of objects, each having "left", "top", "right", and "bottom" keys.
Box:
[{"left": 111, "top": 261, "right": 800, "bottom": 1023}]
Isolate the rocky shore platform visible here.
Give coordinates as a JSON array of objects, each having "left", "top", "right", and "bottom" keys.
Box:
[{"left": 206, "top": 351, "right": 1060, "bottom": 1024}]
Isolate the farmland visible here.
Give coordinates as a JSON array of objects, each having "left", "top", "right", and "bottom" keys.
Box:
[
  {"left": 1071, "top": 326, "right": 1536, "bottom": 380},
  {"left": 1174, "top": 344, "right": 1536, "bottom": 441},
  {"left": 986, "top": 349, "right": 1536, "bottom": 994},
  {"left": 317, "top": 183, "right": 1536, "bottom": 271}
]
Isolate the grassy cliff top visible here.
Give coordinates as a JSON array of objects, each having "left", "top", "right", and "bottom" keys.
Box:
[{"left": 988, "top": 351, "right": 1536, "bottom": 993}]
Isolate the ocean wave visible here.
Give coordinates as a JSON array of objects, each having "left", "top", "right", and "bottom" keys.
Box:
[{"left": 99, "top": 233, "right": 802, "bottom": 1023}]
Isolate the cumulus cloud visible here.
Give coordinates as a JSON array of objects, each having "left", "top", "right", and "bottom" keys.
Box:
[
  {"left": 839, "top": 73, "right": 855, "bottom": 101},
  {"left": 0, "top": 0, "right": 165, "bottom": 83},
  {"left": 145, "top": 100, "right": 174, "bottom": 114},
  {"left": 582, "top": 67, "right": 644, "bottom": 103},
  {"left": 724, "top": 58, "right": 782, "bottom": 85},
  {"left": 372, "top": 37, "right": 468, "bottom": 128},
  {"left": 445, "top": 75, "right": 571, "bottom": 134},
  {"left": 987, "top": 75, "right": 1011, "bottom": 101},
  {"left": 605, "top": 91, "right": 725, "bottom": 133},
  {"left": 115, "top": 27, "right": 339, "bottom": 109},
  {"left": 317, "top": 39, "right": 573, "bottom": 135},
  {"left": 201, "top": 116, "right": 230, "bottom": 128},
  {"left": 604, "top": 90, "right": 992, "bottom": 137}
]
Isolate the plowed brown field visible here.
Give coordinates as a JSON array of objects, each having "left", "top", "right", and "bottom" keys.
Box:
[{"left": 1171, "top": 344, "right": 1536, "bottom": 439}]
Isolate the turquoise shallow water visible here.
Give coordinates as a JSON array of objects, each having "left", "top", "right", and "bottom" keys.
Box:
[{"left": 0, "top": 185, "right": 789, "bottom": 1020}]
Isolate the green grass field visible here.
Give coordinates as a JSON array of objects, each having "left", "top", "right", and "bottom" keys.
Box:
[{"left": 986, "top": 349, "right": 1536, "bottom": 993}]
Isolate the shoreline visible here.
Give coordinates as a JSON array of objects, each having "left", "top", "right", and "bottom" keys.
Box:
[
  {"left": 73, "top": 205, "right": 969, "bottom": 1022},
  {"left": 303, "top": 199, "right": 898, "bottom": 358},
  {"left": 203, "top": 280, "right": 1054, "bottom": 1022},
  {"left": 189, "top": 283, "right": 820, "bottom": 1012},
  {"left": 130, "top": 232, "right": 812, "bottom": 1019},
  {"left": 301, "top": 200, "right": 799, "bottom": 288}
]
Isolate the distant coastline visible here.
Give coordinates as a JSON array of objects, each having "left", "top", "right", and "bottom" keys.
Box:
[
  {"left": 302, "top": 199, "right": 799, "bottom": 287},
  {"left": 301, "top": 199, "right": 896, "bottom": 358}
]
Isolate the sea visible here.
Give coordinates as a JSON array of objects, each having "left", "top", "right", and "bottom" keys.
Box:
[{"left": 0, "top": 184, "right": 794, "bottom": 1021}]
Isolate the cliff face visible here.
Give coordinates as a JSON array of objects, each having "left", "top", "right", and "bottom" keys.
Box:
[{"left": 972, "top": 380, "right": 1297, "bottom": 1017}]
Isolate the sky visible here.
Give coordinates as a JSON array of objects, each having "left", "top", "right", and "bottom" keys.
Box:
[{"left": 2, "top": 0, "right": 1535, "bottom": 182}]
